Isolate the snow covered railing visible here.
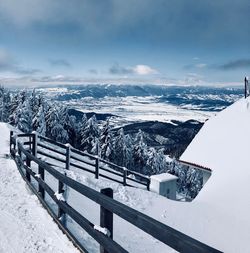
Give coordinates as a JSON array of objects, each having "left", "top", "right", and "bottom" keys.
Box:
[
  {"left": 10, "top": 135, "right": 222, "bottom": 253},
  {"left": 10, "top": 132, "right": 150, "bottom": 189},
  {"left": 36, "top": 134, "right": 150, "bottom": 190}
]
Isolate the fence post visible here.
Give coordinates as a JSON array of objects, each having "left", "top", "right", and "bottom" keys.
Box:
[
  {"left": 245, "top": 77, "right": 247, "bottom": 98},
  {"left": 17, "top": 142, "right": 21, "bottom": 157},
  {"left": 58, "top": 180, "right": 65, "bottom": 224},
  {"left": 65, "top": 144, "right": 71, "bottom": 171},
  {"left": 147, "top": 178, "right": 150, "bottom": 191},
  {"left": 10, "top": 131, "right": 13, "bottom": 155},
  {"left": 123, "top": 168, "right": 127, "bottom": 186},
  {"left": 26, "top": 155, "right": 31, "bottom": 182},
  {"left": 100, "top": 188, "right": 113, "bottom": 253},
  {"left": 95, "top": 157, "right": 99, "bottom": 179},
  {"left": 32, "top": 131, "right": 37, "bottom": 157},
  {"left": 95, "top": 142, "right": 100, "bottom": 179},
  {"left": 63, "top": 143, "right": 71, "bottom": 225},
  {"left": 38, "top": 165, "right": 45, "bottom": 199}
]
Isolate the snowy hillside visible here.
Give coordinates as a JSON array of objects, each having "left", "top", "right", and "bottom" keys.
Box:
[{"left": 0, "top": 123, "right": 79, "bottom": 253}]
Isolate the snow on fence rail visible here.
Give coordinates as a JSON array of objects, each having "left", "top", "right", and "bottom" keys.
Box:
[
  {"left": 10, "top": 132, "right": 150, "bottom": 190},
  {"left": 9, "top": 131, "right": 222, "bottom": 253}
]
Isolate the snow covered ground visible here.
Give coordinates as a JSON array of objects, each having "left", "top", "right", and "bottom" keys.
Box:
[
  {"left": 0, "top": 123, "right": 79, "bottom": 253},
  {"left": 1, "top": 94, "right": 250, "bottom": 253}
]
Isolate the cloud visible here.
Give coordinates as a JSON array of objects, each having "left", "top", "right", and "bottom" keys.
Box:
[
  {"left": 109, "top": 63, "right": 134, "bottom": 75},
  {"left": 0, "top": 0, "right": 248, "bottom": 46},
  {"left": 109, "top": 63, "right": 158, "bottom": 75},
  {"left": 0, "top": 48, "right": 40, "bottom": 75},
  {"left": 133, "top": 65, "right": 158, "bottom": 75},
  {"left": 30, "top": 75, "right": 85, "bottom": 83},
  {"left": 49, "top": 59, "right": 71, "bottom": 67},
  {"left": 184, "top": 63, "right": 207, "bottom": 70},
  {"left": 217, "top": 59, "right": 250, "bottom": 70}
]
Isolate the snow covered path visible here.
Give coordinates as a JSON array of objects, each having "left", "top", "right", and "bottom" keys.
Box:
[{"left": 0, "top": 123, "right": 79, "bottom": 253}]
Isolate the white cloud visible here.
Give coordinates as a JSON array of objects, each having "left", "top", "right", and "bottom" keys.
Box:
[
  {"left": 133, "top": 65, "right": 158, "bottom": 75},
  {"left": 109, "top": 63, "right": 158, "bottom": 76}
]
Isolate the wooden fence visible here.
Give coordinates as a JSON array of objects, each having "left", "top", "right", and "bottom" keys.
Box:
[
  {"left": 9, "top": 131, "right": 222, "bottom": 253},
  {"left": 34, "top": 134, "right": 149, "bottom": 190},
  {"left": 245, "top": 77, "right": 249, "bottom": 98}
]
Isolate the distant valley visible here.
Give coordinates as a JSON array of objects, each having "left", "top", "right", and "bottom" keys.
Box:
[{"left": 37, "top": 84, "right": 242, "bottom": 157}]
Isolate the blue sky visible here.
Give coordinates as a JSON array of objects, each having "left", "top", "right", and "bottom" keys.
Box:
[{"left": 0, "top": 0, "right": 249, "bottom": 87}]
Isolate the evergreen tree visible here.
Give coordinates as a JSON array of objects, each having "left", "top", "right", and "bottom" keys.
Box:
[
  {"left": 64, "top": 113, "right": 78, "bottom": 146},
  {"left": 17, "top": 100, "right": 33, "bottom": 133},
  {"left": 133, "top": 129, "right": 148, "bottom": 173},
  {"left": 145, "top": 147, "right": 167, "bottom": 175},
  {"left": 8, "top": 93, "right": 20, "bottom": 125},
  {"left": 29, "top": 89, "right": 40, "bottom": 117},
  {"left": 146, "top": 147, "right": 159, "bottom": 175},
  {"left": 113, "top": 128, "right": 126, "bottom": 167},
  {"left": 100, "top": 119, "right": 113, "bottom": 160},
  {"left": 81, "top": 115, "right": 100, "bottom": 153},
  {"left": 75, "top": 113, "right": 87, "bottom": 148},
  {"left": 124, "top": 134, "right": 133, "bottom": 169},
  {"left": 32, "top": 105, "right": 46, "bottom": 135},
  {"left": 3, "top": 91, "right": 11, "bottom": 122},
  {"left": 46, "top": 106, "right": 69, "bottom": 143},
  {"left": 0, "top": 87, "right": 11, "bottom": 122}
]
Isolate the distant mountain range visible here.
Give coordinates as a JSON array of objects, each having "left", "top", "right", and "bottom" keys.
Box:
[{"left": 39, "top": 84, "right": 243, "bottom": 112}]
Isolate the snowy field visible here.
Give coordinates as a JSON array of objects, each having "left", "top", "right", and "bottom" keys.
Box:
[{"left": 69, "top": 96, "right": 215, "bottom": 125}]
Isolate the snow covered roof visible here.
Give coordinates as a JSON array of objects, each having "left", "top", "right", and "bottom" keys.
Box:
[
  {"left": 178, "top": 159, "right": 212, "bottom": 172},
  {"left": 179, "top": 96, "right": 250, "bottom": 252}
]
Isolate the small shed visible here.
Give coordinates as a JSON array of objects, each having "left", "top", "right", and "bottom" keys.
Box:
[{"left": 150, "top": 173, "right": 178, "bottom": 200}]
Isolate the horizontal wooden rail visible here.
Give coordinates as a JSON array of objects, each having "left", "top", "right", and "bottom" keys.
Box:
[
  {"left": 70, "top": 154, "right": 96, "bottom": 167},
  {"left": 70, "top": 161, "right": 95, "bottom": 174},
  {"left": 39, "top": 135, "right": 67, "bottom": 149},
  {"left": 99, "top": 166, "right": 123, "bottom": 178},
  {"left": 15, "top": 142, "right": 222, "bottom": 253},
  {"left": 36, "top": 135, "right": 149, "bottom": 188},
  {"left": 38, "top": 142, "right": 66, "bottom": 156},
  {"left": 37, "top": 149, "right": 66, "bottom": 164},
  {"left": 18, "top": 158, "right": 127, "bottom": 253},
  {"left": 71, "top": 146, "right": 97, "bottom": 160}
]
